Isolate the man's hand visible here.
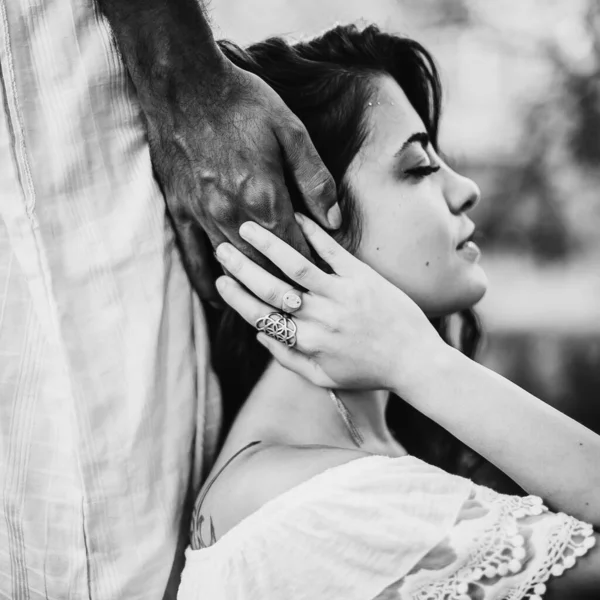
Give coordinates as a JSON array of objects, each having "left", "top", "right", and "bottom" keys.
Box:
[
  {"left": 96, "top": 0, "right": 339, "bottom": 301},
  {"left": 144, "top": 59, "right": 340, "bottom": 300}
]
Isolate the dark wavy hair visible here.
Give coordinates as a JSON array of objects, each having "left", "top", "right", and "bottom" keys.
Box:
[{"left": 207, "top": 24, "right": 484, "bottom": 477}]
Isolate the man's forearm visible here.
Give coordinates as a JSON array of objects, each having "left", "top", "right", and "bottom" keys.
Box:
[{"left": 96, "top": 0, "right": 225, "bottom": 109}]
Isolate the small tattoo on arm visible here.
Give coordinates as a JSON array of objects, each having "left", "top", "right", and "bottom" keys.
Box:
[{"left": 191, "top": 505, "right": 217, "bottom": 549}]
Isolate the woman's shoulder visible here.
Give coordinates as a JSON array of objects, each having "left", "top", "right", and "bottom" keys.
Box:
[{"left": 195, "top": 443, "right": 373, "bottom": 547}]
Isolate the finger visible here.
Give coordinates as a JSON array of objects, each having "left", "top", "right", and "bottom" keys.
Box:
[
  {"left": 173, "top": 218, "right": 221, "bottom": 303},
  {"left": 238, "top": 221, "right": 331, "bottom": 292},
  {"left": 294, "top": 213, "right": 356, "bottom": 275},
  {"left": 261, "top": 187, "right": 313, "bottom": 263},
  {"left": 277, "top": 122, "right": 341, "bottom": 230},
  {"left": 217, "top": 276, "right": 312, "bottom": 355},
  {"left": 216, "top": 275, "right": 273, "bottom": 326},
  {"left": 256, "top": 333, "right": 336, "bottom": 388},
  {"left": 215, "top": 242, "right": 304, "bottom": 312},
  {"left": 205, "top": 178, "right": 315, "bottom": 286}
]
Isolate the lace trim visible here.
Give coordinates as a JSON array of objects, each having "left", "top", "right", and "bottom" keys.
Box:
[
  {"left": 410, "top": 490, "right": 595, "bottom": 600},
  {"left": 506, "top": 516, "right": 595, "bottom": 600}
]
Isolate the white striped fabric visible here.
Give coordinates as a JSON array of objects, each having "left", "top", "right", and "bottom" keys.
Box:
[{"left": 0, "top": 1, "right": 221, "bottom": 598}]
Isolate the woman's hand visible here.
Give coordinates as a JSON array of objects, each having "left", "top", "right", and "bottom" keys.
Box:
[
  {"left": 221, "top": 217, "right": 600, "bottom": 535},
  {"left": 214, "top": 214, "right": 447, "bottom": 394}
]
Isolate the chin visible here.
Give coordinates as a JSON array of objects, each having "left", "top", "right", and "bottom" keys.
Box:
[
  {"left": 422, "top": 267, "right": 489, "bottom": 317},
  {"left": 461, "top": 266, "right": 489, "bottom": 306}
]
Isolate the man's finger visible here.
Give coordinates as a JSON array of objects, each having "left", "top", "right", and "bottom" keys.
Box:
[
  {"left": 277, "top": 123, "right": 341, "bottom": 230},
  {"left": 267, "top": 202, "right": 313, "bottom": 262}
]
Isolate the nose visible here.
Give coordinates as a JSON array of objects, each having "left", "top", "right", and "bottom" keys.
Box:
[{"left": 445, "top": 169, "right": 481, "bottom": 215}]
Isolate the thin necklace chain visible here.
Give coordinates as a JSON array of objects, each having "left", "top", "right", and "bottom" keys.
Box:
[{"left": 327, "top": 389, "right": 364, "bottom": 448}]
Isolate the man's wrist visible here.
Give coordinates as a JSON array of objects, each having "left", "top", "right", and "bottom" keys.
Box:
[{"left": 97, "top": 0, "right": 228, "bottom": 107}]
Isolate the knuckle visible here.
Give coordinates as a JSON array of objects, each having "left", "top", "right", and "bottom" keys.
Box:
[
  {"left": 291, "top": 263, "right": 309, "bottom": 281},
  {"left": 243, "top": 192, "right": 266, "bottom": 215},
  {"left": 308, "top": 173, "right": 336, "bottom": 199},
  {"left": 208, "top": 197, "right": 237, "bottom": 225},
  {"left": 299, "top": 328, "right": 317, "bottom": 353},
  {"left": 321, "top": 242, "right": 337, "bottom": 260},
  {"left": 240, "top": 179, "right": 273, "bottom": 214},
  {"left": 258, "top": 193, "right": 286, "bottom": 228},
  {"left": 287, "top": 121, "right": 308, "bottom": 146},
  {"left": 264, "top": 287, "right": 280, "bottom": 305}
]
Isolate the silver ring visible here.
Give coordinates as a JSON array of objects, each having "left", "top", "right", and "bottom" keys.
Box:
[
  {"left": 281, "top": 290, "right": 302, "bottom": 314},
  {"left": 255, "top": 312, "right": 297, "bottom": 348}
]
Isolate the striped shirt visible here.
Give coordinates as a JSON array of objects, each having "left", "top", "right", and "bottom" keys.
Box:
[{"left": 0, "top": 1, "right": 221, "bottom": 598}]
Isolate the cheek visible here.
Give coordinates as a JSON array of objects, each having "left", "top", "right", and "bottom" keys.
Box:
[
  {"left": 356, "top": 197, "right": 487, "bottom": 314},
  {"left": 358, "top": 201, "right": 452, "bottom": 293}
]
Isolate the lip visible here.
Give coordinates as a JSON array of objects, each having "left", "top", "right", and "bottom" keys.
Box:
[
  {"left": 456, "top": 226, "right": 476, "bottom": 250},
  {"left": 457, "top": 240, "right": 481, "bottom": 262}
]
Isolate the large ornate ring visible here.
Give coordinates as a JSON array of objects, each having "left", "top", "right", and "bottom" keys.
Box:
[
  {"left": 255, "top": 312, "right": 298, "bottom": 348},
  {"left": 281, "top": 290, "right": 302, "bottom": 314}
]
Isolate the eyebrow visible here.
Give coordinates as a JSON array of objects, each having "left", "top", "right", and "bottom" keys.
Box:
[{"left": 394, "top": 132, "right": 430, "bottom": 157}]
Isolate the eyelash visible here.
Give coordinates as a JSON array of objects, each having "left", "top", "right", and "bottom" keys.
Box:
[{"left": 405, "top": 165, "right": 441, "bottom": 179}]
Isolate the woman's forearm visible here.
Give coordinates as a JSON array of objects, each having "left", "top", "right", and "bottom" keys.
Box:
[{"left": 397, "top": 346, "right": 600, "bottom": 526}]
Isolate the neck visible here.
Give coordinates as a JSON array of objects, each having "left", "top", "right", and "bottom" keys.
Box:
[{"left": 238, "top": 360, "right": 400, "bottom": 453}]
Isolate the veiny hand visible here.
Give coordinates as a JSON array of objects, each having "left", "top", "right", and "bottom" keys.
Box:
[
  {"left": 144, "top": 59, "right": 340, "bottom": 302},
  {"left": 213, "top": 214, "right": 446, "bottom": 395}
]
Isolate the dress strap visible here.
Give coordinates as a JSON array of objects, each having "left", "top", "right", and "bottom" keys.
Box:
[{"left": 191, "top": 440, "right": 262, "bottom": 548}]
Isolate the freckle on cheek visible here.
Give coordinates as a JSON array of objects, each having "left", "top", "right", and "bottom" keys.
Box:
[{"left": 425, "top": 261, "right": 430, "bottom": 267}]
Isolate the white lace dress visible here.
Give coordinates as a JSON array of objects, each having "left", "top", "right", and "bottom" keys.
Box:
[{"left": 177, "top": 455, "right": 596, "bottom": 600}]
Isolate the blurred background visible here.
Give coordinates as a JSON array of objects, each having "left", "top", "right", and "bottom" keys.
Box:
[{"left": 212, "top": 0, "right": 600, "bottom": 468}]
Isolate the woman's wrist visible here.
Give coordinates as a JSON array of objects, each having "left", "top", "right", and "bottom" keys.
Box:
[{"left": 389, "top": 340, "right": 462, "bottom": 401}]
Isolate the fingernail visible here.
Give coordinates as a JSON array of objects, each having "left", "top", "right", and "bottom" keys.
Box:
[
  {"left": 294, "top": 212, "right": 305, "bottom": 224},
  {"left": 239, "top": 221, "right": 258, "bottom": 239},
  {"left": 327, "top": 204, "right": 342, "bottom": 229},
  {"left": 215, "top": 276, "right": 227, "bottom": 292},
  {"left": 215, "top": 243, "right": 232, "bottom": 260}
]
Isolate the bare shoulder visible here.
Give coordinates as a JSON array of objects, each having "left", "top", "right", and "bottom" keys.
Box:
[{"left": 193, "top": 443, "right": 371, "bottom": 548}]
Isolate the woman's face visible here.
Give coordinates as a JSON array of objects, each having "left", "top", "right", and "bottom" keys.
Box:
[{"left": 346, "top": 76, "right": 487, "bottom": 316}]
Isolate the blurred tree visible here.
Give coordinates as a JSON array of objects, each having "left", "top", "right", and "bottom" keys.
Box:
[
  {"left": 564, "top": 2, "right": 600, "bottom": 166},
  {"left": 486, "top": 333, "right": 600, "bottom": 435},
  {"left": 401, "top": 0, "right": 475, "bottom": 29},
  {"left": 463, "top": 0, "right": 600, "bottom": 261}
]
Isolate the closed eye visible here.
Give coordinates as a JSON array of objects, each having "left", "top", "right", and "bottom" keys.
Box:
[{"left": 404, "top": 164, "right": 441, "bottom": 180}]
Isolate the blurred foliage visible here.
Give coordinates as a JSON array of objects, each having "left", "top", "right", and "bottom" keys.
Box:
[
  {"left": 480, "top": 1, "right": 600, "bottom": 261},
  {"left": 566, "top": 3, "right": 600, "bottom": 166},
  {"left": 485, "top": 333, "right": 600, "bottom": 431},
  {"left": 408, "top": 0, "right": 600, "bottom": 262}
]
